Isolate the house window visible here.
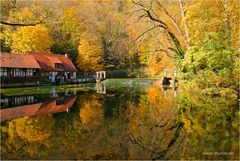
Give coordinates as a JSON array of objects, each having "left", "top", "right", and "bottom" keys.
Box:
[
  {"left": 55, "top": 63, "right": 63, "bottom": 69},
  {"left": 67, "top": 73, "right": 71, "bottom": 79},
  {"left": 14, "top": 68, "right": 20, "bottom": 76},
  {"left": 7, "top": 68, "right": 14, "bottom": 76},
  {"left": 19, "top": 69, "right": 26, "bottom": 76},
  {"left": 26, "top": 69, "right": 33, "bottom": 76},
  {"left": 0, "top": 68, "right": 7, "bottom": 76}
]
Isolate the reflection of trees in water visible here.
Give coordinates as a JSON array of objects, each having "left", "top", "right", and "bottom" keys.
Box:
[
  {"left": 126, "top": 85, "right": 186, "bottom": 159},
  {"left": 15, "top": 116, "right": 54, "bottom": 142},
  {"left": 177, "top": 92, "right": 238, "bottom": 160},
  {"left": 79, "top": 95, "right": 104, "bottom": 125},
  {"left": 1, "top": 88, "right": 238, "bottom": 160},
  {"left": 1, "top": 115, "right": 54, "bottom": 159}
]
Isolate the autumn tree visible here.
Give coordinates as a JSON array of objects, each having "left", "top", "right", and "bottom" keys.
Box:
[
  {"left": 50, "top": 4, "right": 85, "bottom": 63},
  {"left": 132, "top": 1, "right": 186, "bottom": 61},
  {"left": 0, "top": 1, "right": 53, "bottom": 53},
  {"left": 10, "top": 25, "right": 52, "bottom": 53},
  {"left": 77, "top": 34, "right": 103, "bottom": 72},
  {"left": 182, "top": 0, "right": 239, "bottom": 89}
]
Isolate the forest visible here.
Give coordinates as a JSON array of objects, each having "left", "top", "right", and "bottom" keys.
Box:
[{"left": 0, "top": 0, "right": 239, "bottom": 95}]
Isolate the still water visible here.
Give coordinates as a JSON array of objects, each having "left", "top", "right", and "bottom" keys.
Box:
[{"left": 0, "top": 80, "right": 239, "bottom": 160}]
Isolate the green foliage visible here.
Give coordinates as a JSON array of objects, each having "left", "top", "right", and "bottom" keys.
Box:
[
  {"left": 177, "top": 91, "right": 238, "bottom": 159},
  {"left": 181, "top": 0, "right": 239, "bottom": 92},
  {"left": 51, "top": 41, "right": 78, "bottom": 64}
]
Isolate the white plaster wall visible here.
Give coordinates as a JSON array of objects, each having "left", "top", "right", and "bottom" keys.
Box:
[{"left": 72, "top": 72, "right": 76, "bottom": 78}]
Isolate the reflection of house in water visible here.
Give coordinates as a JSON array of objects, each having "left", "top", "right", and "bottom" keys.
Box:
[
  {"left": 0, "top": 96, "right": 77, "bottom": 123},
  {"left": 1, "top": 95, "right": 40, "bottom": 108},
  {"left": 35, "top": 96, "right": 76, "bottom": 116}
]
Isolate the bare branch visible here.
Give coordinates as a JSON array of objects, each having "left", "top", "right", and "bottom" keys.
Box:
[
  {"left": 156, "top": 0, "right": 188, "bottom": 47},
  {"left": 132, "top": 0, "right": 185, "bottom": 58},
  {"left": 0, "top": 19, "right": 45, "bottom": 27},
  {"left": 132, "top": 0, "right": 146, "bottom": 9},
  {"left": 134, "top": 24, "right": 164, "bottom": 42},
  {"left": 140, "top": 49, "right": 171, "bottom": 58},
  {"left": 129, "top": 8, "right": 147, "bottom": 18},
  {"left": 145, "top": 10, "right": 168, "bottom": 27}
]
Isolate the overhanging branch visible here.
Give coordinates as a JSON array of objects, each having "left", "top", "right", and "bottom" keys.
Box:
[{"left": 0, "top": 19, "right": 45, "bottom": 27}]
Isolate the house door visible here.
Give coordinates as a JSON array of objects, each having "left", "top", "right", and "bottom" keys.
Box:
[{"left": 67, "top": 73, "right": 71, "bottom": 79}]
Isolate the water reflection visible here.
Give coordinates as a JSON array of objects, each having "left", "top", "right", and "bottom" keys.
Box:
[
  {"left": 95, "top": 82, "right": 106, "bottom": 94},
  {"left": 162, "top": 86, "right": 178, "bottom": 98},
  {"left": 0, "top": 83, "right": 238, "bottom": 160},
  {"left": 1, "top": 95, "right": 40, "bottom": 108},
  {"left": 1, "top": 93, "right": 77, "bottom": 123}
]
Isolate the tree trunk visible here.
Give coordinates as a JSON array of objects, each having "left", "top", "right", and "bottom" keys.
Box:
[
  {"left": 223, "top": 0, "right": 232, "bottom": 47},
  {"left": 223, "top": 0, "right": 233, "bottom": 76},
  {"left": 156, "top": 0, "right": 189, "bottom": 48},
  {"left": 178, "top": 0, "right": 190, "bottom": 47}
]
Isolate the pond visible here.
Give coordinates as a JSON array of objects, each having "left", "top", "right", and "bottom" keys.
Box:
[{"left": 0, "top": 79, "right": 239, "bottom": 160}]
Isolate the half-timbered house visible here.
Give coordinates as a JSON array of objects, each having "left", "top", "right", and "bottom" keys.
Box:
[{"left": 0, "top": 52, "right": 77, "bottom": 87}]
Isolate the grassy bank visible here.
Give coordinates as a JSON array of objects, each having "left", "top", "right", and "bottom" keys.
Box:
[
  {"left": 1, "top": 78, "right": 159, "bottom": 96},
  {"left": 0, "top": 84, "right": 95, "bottom": 96}
]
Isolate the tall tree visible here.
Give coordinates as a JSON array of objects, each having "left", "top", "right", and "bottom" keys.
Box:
[{"left": 77, "top": 34, "right": 103, "bottom": 72}]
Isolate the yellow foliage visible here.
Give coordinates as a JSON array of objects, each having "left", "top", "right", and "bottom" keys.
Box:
[
  {"left": 11, "top": 25, "right": 52, "bottom": 53},
  {"left": 77, "top": 35, "right": 103, "bottom": 72},
  {"left": 181, "top": 116, "right": 192, "bottom": 134},
  {"left": 58, "top": 6, "right": 84, "bottom": 44},
  {"left": 96, "top": 0, "right": 112, "bottom": 3},
  {"left": 79, "top": 96, "right": 104, "bottom": 125},
  {"left": 15, "top": 116, "right": 54, "bottom": 142}
]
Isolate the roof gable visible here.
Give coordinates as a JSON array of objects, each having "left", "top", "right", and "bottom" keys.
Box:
[{"left": 30, "top": 52, "right": 77, "bottom": 72}]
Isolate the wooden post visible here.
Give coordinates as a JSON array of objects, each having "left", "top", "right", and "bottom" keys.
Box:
[
  {"left": 164, "top": 69, "right": 167, "bottom": 77},
  {"left": 174, "top": 71, "right": 177, "bottom": 78},
  {"left": 103, "top": 71, "right": 106, "bottom": 79}
]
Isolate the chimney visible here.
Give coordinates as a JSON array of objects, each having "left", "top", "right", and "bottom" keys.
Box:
[{"left": 65, "top": 54, "right": 68, "bottom": 58}]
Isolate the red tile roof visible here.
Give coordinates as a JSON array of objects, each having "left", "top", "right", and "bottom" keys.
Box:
[
  {"left": 30, "top": 52, "right": 77, "bottom": 72},
  {"left": 0, "top": 52, "right": 77, "bottom": 72},
  {"left": 0, "top": 52, "right": 41, "bottom": 69}
]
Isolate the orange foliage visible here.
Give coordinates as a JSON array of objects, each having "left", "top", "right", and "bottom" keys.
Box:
[{"left": 148, "top": 52, "right": 174, "bottom": 75}]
